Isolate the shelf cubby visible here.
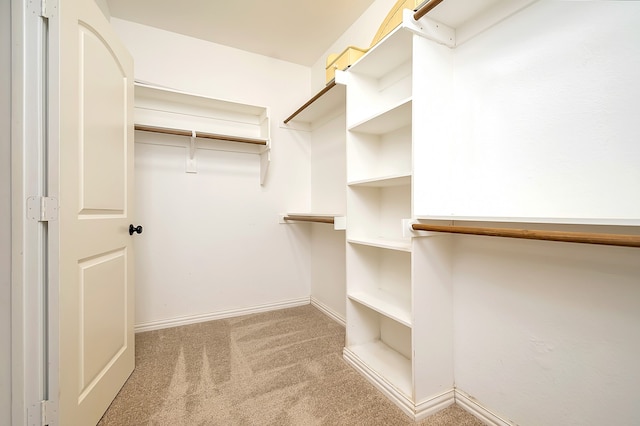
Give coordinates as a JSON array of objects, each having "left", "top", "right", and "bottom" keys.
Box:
[
  {"left": 347, "top": 183, "right": 411, "bottom": 244},
  {"left": 347, "top": 120, "right": 411, "bottom": 183},
  {"left": 347, "top": 243, "right": 411, "bottom": 326},
  {"left": 345, "top": 301, "right": 413, "bottom": 398}
]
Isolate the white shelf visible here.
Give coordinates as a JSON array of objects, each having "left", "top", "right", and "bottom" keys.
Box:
[
  {"left": 348, "top": 237, "right": 411, "bottom": 252},
  {"left": 349, "top": 27, "right": 414, "bottom": 80},
  {"left": 347, "top": 341, "right": 412, "bottom": 398},
  {"left": 348, "top": 174, "right": 411, "bottom": 188},
  {"left": 134, "top": 82, "right": 270, "bottom": 183},
  {"left": 349, "top": 98, "right": 412, "bottom": 135},
  {"left": 135, "top": 83, "right": 268, "bottom": 138},
  {"left": 136, "top": 82, "right": 267, "bottom": 116},
  {"left": 347, "top": 184, "right": 411, "bottom": 243},
  {"left": 349, "top": 290, "right": 411, "bottom": 327}
]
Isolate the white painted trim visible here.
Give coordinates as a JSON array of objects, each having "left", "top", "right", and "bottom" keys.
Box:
[
  {"left": 12, "top": 0, "right": 54, "bottom": 423},
  {"left": 11, "top": 2, "right": 27, "bottom": 423},
  {"left": 343, "top": 347, "right": 415, "bottom": 418},
  {"left": 414, "top": 390, "right": 456, "bottom": 421},
  {"left": 343, "top": 347, "right": 455, "bottom": 421},
  {"left": 134, "top": 297, "right": 311, "bottom": 333},
  {"left": 310, "top": 297, "right": 345, "bottom": 326},
  {"left": 455, "top": 388, "right": 516, "bottom": 426}
]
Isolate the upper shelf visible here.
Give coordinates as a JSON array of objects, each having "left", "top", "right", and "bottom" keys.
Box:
[
  {"left": 135, "top": 82, "right": 269, "bottom": 142},
  {"left": 283, "top": 79, "right": 346, "bottom": 126},
  {"left": 134, "top": 82, "right": 271, "bottom": 184},
  {"left": 348, "top": 27, "right": 414, "bottom": 80},
  {"left": 136, "top": 83, "right": 267, "bottom": 119}
]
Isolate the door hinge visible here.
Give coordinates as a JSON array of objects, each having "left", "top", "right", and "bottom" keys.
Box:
[
  {"left": 27, "top": 196, "right": 58, "bottom": 222},
  {"left": 40, "top": 0, "right": 58, "bottom": 18},
  {"left": 28, "top": 400, "right": 55, "bottom": 426},
  {"left": 41, "top": 400, "right": 54, "bottom": 425}
]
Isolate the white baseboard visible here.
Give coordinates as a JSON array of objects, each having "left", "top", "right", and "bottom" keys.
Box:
[
  {"left": 134, "top": 297, "right": 310, "bottom": 333},
  {"left": 343, "top": 347, "right": 455, "bottom": 421},
  {"left": 414, "top": 390, "right": 456, "bottom": 421},
  {"left": 310, "top": 296, "right": 345, "bottom": 326},
  {"left": 455, "top": 389, "right": 515, "bottom": 426}
]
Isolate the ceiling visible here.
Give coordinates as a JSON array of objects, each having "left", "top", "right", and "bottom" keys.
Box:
[{"left": 106, "top": 0, "right": 378, "bottom": 66}]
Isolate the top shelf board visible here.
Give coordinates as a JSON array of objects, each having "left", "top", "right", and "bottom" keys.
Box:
[
  {"left": 135, "top": 83, "right": 267, "bottom": 121},
  {"left": 348, "top": 27, "right": 414, "bottom": 80}
]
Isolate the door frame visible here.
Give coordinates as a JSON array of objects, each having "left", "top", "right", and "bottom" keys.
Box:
[{"left": 11, "top": 0, "right": 60, "bottom": 424}]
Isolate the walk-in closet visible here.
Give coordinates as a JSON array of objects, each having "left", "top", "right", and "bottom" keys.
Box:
[{"left": 6, "top": 0, "right": 640, "bottom": 425}]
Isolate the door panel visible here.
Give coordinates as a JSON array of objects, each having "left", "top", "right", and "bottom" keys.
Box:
[
  {"left": 79, "top": 24, "right": 127, "bottom": 214},
  {"left": 55, "top": 0, "right": 135, "bottom": 424},
  {"left": 78, "top": 249, "right": 127, "bottom": 399}
]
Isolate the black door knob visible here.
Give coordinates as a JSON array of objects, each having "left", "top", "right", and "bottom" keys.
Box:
[{"left": 129, "top": 224, "right": 143, "bottom": 235}]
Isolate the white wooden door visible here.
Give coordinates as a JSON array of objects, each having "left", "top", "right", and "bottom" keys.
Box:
[{"left": 54, "top": 0, "right": 135, "bottom": 424}]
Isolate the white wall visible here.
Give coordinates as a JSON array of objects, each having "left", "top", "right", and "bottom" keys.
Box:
[
  {"left": 438, "top": 2, "right": 640, "bottom": 425},
  {"left": 415, "top": 1, "right": 640, "bottom": 223},
  {"left": 1, "top": 0, "right": 12, "bottom": 423},
  {"left": 309, "top": 112, "right": 347, "bottom": 322},
  {"left": 112, "top": 0, "right": 394, "bottom": 329},
  {"left": 454, "top": 234, "right": 640, "bottom": 425},
  {"left": 110, "top": 19, "right": 314, "bottom": 328}
]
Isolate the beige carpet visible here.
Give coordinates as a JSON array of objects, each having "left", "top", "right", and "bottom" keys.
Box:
[{"left": 99, "top": 305, "right": 483, "bottom": 425}]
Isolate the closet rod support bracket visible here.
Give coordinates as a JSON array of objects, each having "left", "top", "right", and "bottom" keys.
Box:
[{"left": 186, "top": 130, "right": 197, "bottom": 173}]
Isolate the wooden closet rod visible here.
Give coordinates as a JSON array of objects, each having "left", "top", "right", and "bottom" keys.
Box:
[
  {"left": 283, "top": 215, "right": 335, "bottom": 224},
  {"left": 414, "top": 0, "right": 445, "bottom": 21},
  {"left": 135, "top": 124, "right": 268, "bottom": 146},
  {"left": 411, "top": 223, "right": 640, "bottom": 248},
  {"left": 283, "top": 80, "right": 337, "bottom": 124}
]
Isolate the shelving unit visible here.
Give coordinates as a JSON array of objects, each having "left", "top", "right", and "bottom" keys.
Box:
[
  {"left": 340, "top": 1, "right": 557, "bottom": 418},
  {"left": 134, "top": 83, "right": 270, "bottom": 183},
  {"left": 343, "top": 9, "right": 457, "bottom": 420}
]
